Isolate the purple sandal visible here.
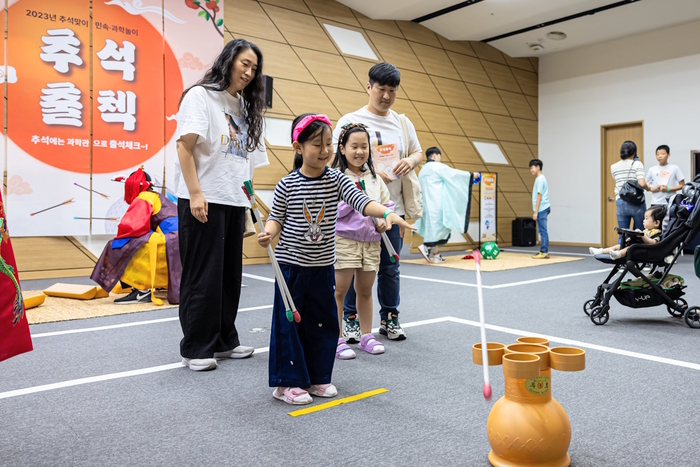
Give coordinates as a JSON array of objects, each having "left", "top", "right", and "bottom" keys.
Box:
[
  {"left": 336, "top": 338, "right": 356, "bottom": 360},
  {"left": 358, "top": 334, "right": 385, "bottom": 355}
]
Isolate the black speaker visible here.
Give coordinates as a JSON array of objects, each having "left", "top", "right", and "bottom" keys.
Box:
[
  {"left": 262, "top": 75, "right": 273, "bottom": 108},
  {"left": 512, "top": 217, "right": 537, "bottom": 246}
]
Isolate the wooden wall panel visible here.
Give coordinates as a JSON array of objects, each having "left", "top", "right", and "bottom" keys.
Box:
[
  {"left": 227, "top": 0, "right": 286, "bottom": 42},
  {"left": 469, "top": 41, "right": 507, "bottom": 65},
  {"left": 481, "top": 60, "right": 522, "bottom": 93},
  {"left": 440, "top": 37, "right": 476, "bottom": 57},
  {"left": 505, "top": 194, "right": 534, "bottom": 217},
  {"left": 303, "top": 0, "right": 360, "bottom": 27},
  {"left": 274, "top": 79, "right": 340, "bottom": 119},
  {"left": 434, "top": 135, "right": 482, "bottom": 165},
  {"left": 498, "top": 90, "right": 537, "bottom": 120},
  {"left": 258, "top": 0, "right": 310, "bottom": 14},
  {"left": 500, "top": 142, "right": 535, "bottom": 168},
  {"left": 366, "top": 31, "right": 423, "bottom": 72},
  {"left": 431, "top": 77, "right": 479, "bottom": 111},
  {"left": 512, "top": 68, "right": 538, "bottom": 97},
  {"left": 398, "top": 69, "right": 443, "bottom": 104},
  {"left": 486, "top": 166, "right": 528, "bottom": 192},
  {"left": 409, "top": 43, "right": 460, "bottom": 80},
  {"left": 351, "top": 11, "right": 403, "bottom": 38},
  {"left": 392, "top": 99, "right": 429, "bottom": 132},
  {"left": 413, "top": 102, "right": 463, "bottom": 136},
  {"left": 451, "top": 108, "right": 496, "bottom": 139},
  {"left": 261, "top": 4, "right": 338, "bottom": 53},
  {"left": 504, "top": 55, "right": 535, "bottom": 72},
  {"left": 396, "top": 21, "right": 441, "bottom": 47},
  {"left": 447, "top": 52, "right": 492, "bottom": 87},
  {"left": 323, "top": 87, "right": 368, "bottom": 115},
  {"left": 467, "top": 84, "right": 508, "bottom": 116},
  {"left": 293, "top": 47, "right": 362, "bottom": 90},
  {"left": 245, "top": 37, "right": 315, "bottom": 83},
  {"left": 513, "top": 118, "right": 538, "bottom": 145},
  {"left": 344, "top": 57, "right": 377, "bottom": 85},
  {"left": 526, "top": 95, "right": 538, "bottom": 118},
  {"left": 529, "top": 145, "right": 538, "bottom": 158},
  {"left": 483, "top": 114, "right": 525, "bottom": 143}
]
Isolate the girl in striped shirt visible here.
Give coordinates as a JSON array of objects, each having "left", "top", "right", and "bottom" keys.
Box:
[{"left": 257, "top": 113, "right": 415, "bottom": 405}]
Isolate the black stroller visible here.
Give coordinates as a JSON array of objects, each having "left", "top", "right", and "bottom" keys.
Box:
[{"left": 584, "top": 180, "right": 700, "bottom": 326}]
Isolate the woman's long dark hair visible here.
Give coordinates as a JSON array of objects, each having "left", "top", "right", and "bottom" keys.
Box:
[
  {"left": 290, "top": 113, "right": 332, "bottom": 172},
  {"left": 331, "top": 126, "right": 375, "bottom": 177},
  {"left": 179, "top": 38, "right": 264, "bottom": 153}
]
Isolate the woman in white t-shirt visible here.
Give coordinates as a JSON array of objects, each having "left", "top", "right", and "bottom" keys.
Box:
[
  {"left": 610, "top": 140, "right": 649, "bottom": 242},
  {"left": 175, "top": 39, "right": 268, "bottom": 372}
]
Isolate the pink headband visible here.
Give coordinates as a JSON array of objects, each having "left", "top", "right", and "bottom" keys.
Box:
[{"left": 292, "top": 114, "right": 332, "bottom": 143}]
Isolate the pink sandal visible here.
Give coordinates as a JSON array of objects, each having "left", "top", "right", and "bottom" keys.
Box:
[
  {"left": 336, "top": 338, "right": 356, "bottom": 360},
  {"left": 358, "top": 334, "right": 385, "bottom": 355},
  {"left": 273, "top": 387, "right": 312, "bottom": 405}
]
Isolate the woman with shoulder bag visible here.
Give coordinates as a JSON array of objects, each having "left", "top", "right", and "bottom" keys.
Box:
[{"left": 610, "top": 140, "right": 649, "bottom": 243}]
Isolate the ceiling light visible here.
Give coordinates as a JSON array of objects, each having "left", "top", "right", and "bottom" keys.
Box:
[
  {"left": 529, "top": 43, "right": 544, "bottom": 53},
  {"left": 547, "top": 31, "right": 567, "bottom": 41}
]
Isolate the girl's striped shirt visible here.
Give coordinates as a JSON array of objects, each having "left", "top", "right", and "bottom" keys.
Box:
[{"left": 268, "top": 167, "right": 372, "bottom": 267}]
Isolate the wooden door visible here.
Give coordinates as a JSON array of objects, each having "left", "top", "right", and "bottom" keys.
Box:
[{"left": 601, "top": 122, "right": 644, "bottom": 246}]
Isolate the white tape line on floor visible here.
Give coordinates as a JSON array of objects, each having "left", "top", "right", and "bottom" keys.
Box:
[
  {"left": 31, "top": 305, "right": 273, "bottom": 338},
  {"left": 4, "top": 316, "right": 700, "bottom": 401}
]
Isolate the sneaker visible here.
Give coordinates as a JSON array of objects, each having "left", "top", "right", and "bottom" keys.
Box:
[
  {"left": 418, "top": 244, "right": 431, "bottom": 263},
  {"left": 431, "top": 254, "right": 446, "bottom": 263},
  {"left": 342, "top": 315, "right": 361, "bottom": 343},
  {"left": 379, "top": 314, "right": 406, "bottom": 340},
  {"left": 213, "top": 345, "right": 254, "bottom": 359},
  {"left": 273, "top": 387, "right": 312, "bottom": 405},
  {"left": 114, "top": 289, "right": 151, "bottom": 305},
  {"left": 531, "top": 252, "right": 550, "bottom": 259},
  {"left": 589, "top": 247, "right": 604, "bottom": 255},
  {"left": 182, "top": 357, "right": 217, "bottom": 371},
  {"left": 306, "top": 383, "right": 337, "bottom": 398}
]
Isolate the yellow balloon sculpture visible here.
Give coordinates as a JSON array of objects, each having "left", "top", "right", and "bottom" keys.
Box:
[{"left": 472, "top": 337, "right": 585, "bottom": 467}]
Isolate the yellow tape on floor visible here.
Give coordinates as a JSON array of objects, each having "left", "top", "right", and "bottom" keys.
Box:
[{"left": 288, "top": 388, "right": 389, "bottom": 417}]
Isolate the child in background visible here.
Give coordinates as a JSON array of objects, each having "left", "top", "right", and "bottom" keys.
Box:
[
  {"left": 590, "top": 205, "right": 666, "bottom": 259},
  {"left": 332, "top": 123, "right": 392, "bottom": 360},
  {"left": 257, "top": 113, "right": 415, "bottom": 405},
  {"left": 530, "top": 159, "right": 551, "bottom": 259},
  {"left": 646, "top": 145, "right": 685, "bottom": 206}
]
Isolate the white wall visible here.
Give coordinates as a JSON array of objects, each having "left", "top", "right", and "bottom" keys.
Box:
[{"left": 539, "top": 20, "right": 700, "bottom": 245}]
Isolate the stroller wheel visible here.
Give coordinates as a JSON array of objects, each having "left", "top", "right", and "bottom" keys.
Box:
[
  {"left": 667, "top": 298, "right": 688, "bottom": 318},
  {"left": 590, "top": 305, "right": 610, "bottom": 325},
  {"left": 583, "top": 299, "right": 596, "bottom": 316},
  {"left": 684, "top": 307, "right": 700, "bottom": 329}
]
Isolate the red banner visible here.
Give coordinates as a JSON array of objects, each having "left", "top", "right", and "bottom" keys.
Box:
[{"left": 0, "top": 190, "right": 33, "bottom": 363}]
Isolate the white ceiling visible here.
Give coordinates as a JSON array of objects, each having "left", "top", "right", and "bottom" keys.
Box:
[{"left": 338, "top": 0, "right": 700, "bottom": 57}]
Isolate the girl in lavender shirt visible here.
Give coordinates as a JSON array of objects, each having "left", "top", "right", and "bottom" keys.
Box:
[{"left": 332, "top": 124, "right": 393, "bottom": 360}]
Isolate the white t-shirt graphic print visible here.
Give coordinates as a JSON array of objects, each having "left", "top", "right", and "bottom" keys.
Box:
[{"left": 174, "top": 86, "right": 268, "bottom": 207}]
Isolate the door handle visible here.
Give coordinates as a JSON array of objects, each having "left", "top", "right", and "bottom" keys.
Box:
[{"left": 607, "top": 196, "right": 614, "bottom": 202}]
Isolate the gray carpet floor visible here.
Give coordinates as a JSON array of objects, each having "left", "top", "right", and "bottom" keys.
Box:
[{"left": 3, "top": 245, "right": 700, "bottom": 466}]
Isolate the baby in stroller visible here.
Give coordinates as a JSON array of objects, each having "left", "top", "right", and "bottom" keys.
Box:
[{"left": 589, "top": 205, "right": 665, "bottom": 259}]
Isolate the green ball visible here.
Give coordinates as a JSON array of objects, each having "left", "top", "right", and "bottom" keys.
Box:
[{"left": 480, "top": 242, "right": 500, "bottom": 260}]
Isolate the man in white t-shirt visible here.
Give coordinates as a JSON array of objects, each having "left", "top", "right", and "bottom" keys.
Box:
[
  {"left": 332, "top": 62, "right": 423, "bottom": 342},
  {"left": 646, "top": 144, "right": 685, "bottom": 206}
]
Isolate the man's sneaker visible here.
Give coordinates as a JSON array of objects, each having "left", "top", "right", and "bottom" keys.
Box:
[
  {"left": 342, "top": 315, "right": 361, "bottom": 343},
  {"left": 532, "top": 252, "right": 550, "bottom": 259},
  {"left": 379, "top": 314, "right": 406, "bottom": 340},
  {"left": 431, "top": 254, "right": 446, "bottom": 263},
  {"left": 418, "top": 244, "right": 431, "bottom": 263},
  {"left": 114, "top": 289, "right": 151, "bottom": 305},
  {"left": 182, "top": 357, "right": 217, "bottom": 371}
]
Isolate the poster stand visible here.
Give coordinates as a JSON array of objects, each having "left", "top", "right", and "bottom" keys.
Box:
[{"left": 479, "top": 172, "right": 498, "bottom": 246}]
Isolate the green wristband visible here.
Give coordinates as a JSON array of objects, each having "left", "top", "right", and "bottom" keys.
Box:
[
  {"left": 383, "top": 210, "right": 393, "bottom": 219},
  {"left": 411, "top": 156, "right": 418, "bottom": 167},
  {"left": 667, "top": 187, "right": 670, "bottom": 193}
]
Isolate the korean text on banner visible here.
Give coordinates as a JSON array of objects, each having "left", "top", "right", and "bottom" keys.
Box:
[
  {"left": 7, "top": 0, "right": 91, "bottom": 236},
  {"left": 480, "top": 173, "right": 498, "bottom": 243}
]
